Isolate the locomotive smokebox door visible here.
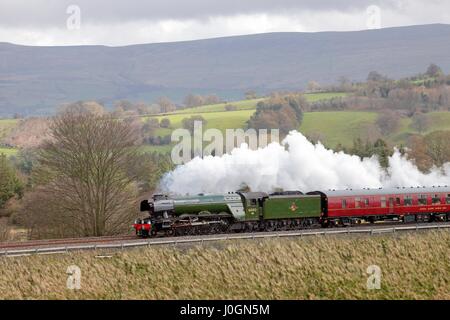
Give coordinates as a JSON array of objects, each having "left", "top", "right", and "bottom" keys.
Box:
[{"left": 140, "top": 200, "right": 151, "bottom": 212}]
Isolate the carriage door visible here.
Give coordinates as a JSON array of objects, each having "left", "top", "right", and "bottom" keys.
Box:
[{"left": 388, "top": 197, "right": 395, "bottom": 214}]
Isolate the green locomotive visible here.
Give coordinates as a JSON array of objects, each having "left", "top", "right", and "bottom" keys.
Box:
[{"left": 136, "top": 191, "right": 323, "bottom": 237}]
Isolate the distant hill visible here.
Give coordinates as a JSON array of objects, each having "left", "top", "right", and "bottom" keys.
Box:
[{"left": 2, "top": 24, "right": 450, "bottom": 116}]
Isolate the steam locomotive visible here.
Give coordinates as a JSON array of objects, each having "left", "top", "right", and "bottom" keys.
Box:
[{"left": 133, "top": 186, "right": 450, "bottom": 237}]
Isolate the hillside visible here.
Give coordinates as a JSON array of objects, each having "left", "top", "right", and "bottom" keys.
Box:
[
  {"left": 2, "top": 24, "right": 450, "bottom": 115},
  {"left": 148, "top": 107, "right": 450, "bottom": 152},
  {"left": 170, "top": 92, "right": 348, "bottom": 115},
  {"left": 2, "top": 109, "right": 450, "bottom": 156}
]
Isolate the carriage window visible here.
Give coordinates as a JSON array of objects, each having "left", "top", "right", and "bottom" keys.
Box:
[
  {"left": 404, "top": 196, "right": 413, "bottom": 206},
  {"left": 342, "top": 199, "right": 347, "bottom": 209},
  {"left": 380, "top": 197, "right": 386, "bottom": 208},
  {"left": 364, "top": 198, "right": 370, "bottom": 206},
  {"left": 418, "top": 195, "right": 427, "bottom": 205},
  {"left": 447, "top": 194, "right": 450, "bottom": 204},
  {"left": 396, "top": 197, "right": 401, "bottom": 205},
  {"left": 432, "top": 194, "right": 441, "bottom": 204},
  {"left": 355, "top": 197, "right": 361, "bottom": 208}
]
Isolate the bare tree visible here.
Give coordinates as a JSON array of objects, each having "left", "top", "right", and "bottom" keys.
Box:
[
  {"left": 425, "top": 63, "right": 443, "bottom": 78},
  {"left": 244, "top": 90, "right": 258, "bottom": 100},
  {"left": 408, "top": 131, "right": 450, "bottom": 172},
  {"left": 27, "top": 107, "right": 140, "bottom": 238},
  {"left": 367, "top": 71, "right": 385, "bottom": 82},
  {"left": 0, "top": 219, "right": 11, "bottom": 242},
  {"left": 157, "top": 97, "right": 176, "bottom": 113},
  {"left": 182, "top": 115, "right": 207, "bottom": 134},
  {"left": 160, "top": 118, "right": 171, "bottom": 128},
  {"left": 60, "top": 101, "right": 107, "bottom": 116},
  {"left": 376, "top": 110, "right": 400, "bottom": 136},
  {"left": 183, "top": 94, "right": 204, "bottom": 108},
  {"left": 424, "top": 131, "right": 450, "bottom": 168},
  {"left": 411, "top": 113, "right": 430, "bottom": 133},
  {"left": 307, "top": 80, "right": 321, "bottom": 92}
]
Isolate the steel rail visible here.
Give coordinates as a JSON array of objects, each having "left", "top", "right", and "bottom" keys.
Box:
[{"left": 1, "top": 223, "right": 449, "bottom": 257}]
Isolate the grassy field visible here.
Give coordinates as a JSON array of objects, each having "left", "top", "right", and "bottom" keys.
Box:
[
  {"left": 155, "top": 109, "right": 254, "bottom": 134},
  {"left": 300, "top": 111, "right": 379, "bottom": 147},
  {"left": 0, "top": 119, "right": 19, "bottom": 157},
  {"left": 2, "top": 98, "right": 450, "bottom": 155},
  {"left": 141, "top": 110, "right": 450, "bottom": 154},
  {"left": 0, "top": 147, "right": 18, "bottom": 156},
  {"left": 1, "top": 231, "right": 449, "bottom": 299},
  {"left": 169, "top": 92, "right": 348, "bottom": 115},
  {"left": 389, "top": 111, "right": 450, "bottom": 145},
  {"left": 304, "top": 91, "right": 348, "bottom": 102},
  {"left": 0, "top": 119, "right": 18, "bottom": 140},
  {"left": 171, "top": 98, "right": 264, "bottom": 114}
]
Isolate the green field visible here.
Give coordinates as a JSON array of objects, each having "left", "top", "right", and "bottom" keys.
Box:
[
  {"left": 0, "top": 119, "right": 18, "bottom": 140},
  {"left": 142, "top": 109, "right": 255, "bottom": 153},
  {"left": 0, "top": 119, "right": 19, "bottom": 157},
  {"left": 151, "top": 92, "right": 349, "bottom": 135},
  {"left": 2, "top": 95, "right": 450, "bottom": 155},
  {"left": 304, "top": 91, "right": 348, "bottom": 102},
  {"left": 146, "top": 110, "right": 450, "bottom": 153},
  {"left": 169, "top": 92, "right": 348, "bottom": 115},
  {"left": 389, "top": 112, "right": 450, "bottom": 145},
  {"left": 171, "top": 98, "right": 263, "bottom": 114},
  {"left": 0, "top": 147, "right": 18, "bottom": 156},
  {"left": 300, "top": 111, "right": 379, "bottom": 147},
  {"left": 155, "top": 109, "right": 254, "bottom": 134},
  {"left": 302, "top": 111, "right": 450, "bottom": 147}
]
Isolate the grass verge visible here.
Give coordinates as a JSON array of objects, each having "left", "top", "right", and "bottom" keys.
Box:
[{"left": 1, "top": 230, "right": 449, "bottom": 299}]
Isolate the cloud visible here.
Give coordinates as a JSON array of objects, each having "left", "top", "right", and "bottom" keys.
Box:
[
  {"left": 0, "top": 0, "right": 378, "bottom": 26},
  {"left": 0, "top": 0, "right": 450, "bottom": 46}
]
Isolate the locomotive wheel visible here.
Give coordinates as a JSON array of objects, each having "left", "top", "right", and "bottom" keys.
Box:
[
  {"left": 165, "top": 229, "right": 175, "bottom": 237},
  {"left": 267, "top": 222, "right": 277, "bottom": 232}
]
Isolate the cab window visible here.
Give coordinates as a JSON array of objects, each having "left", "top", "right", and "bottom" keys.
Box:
[{"left": 248, "top": 199, "right": 257, "bottom": 206}]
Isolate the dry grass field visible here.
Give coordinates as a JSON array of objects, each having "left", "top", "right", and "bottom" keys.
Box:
[{"left": 0, "top": 231, "right": 449, "bottom": 299}]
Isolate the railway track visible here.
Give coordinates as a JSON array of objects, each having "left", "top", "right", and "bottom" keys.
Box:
[
  {"left": 0, "top": 235, "right": 136, "bottom": 250},
  {"left": 1, "top": 222, "right": 450, "bottom": 257}
]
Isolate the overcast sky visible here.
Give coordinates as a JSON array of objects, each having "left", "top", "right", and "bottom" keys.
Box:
[{"left": 0, "top": 0, "right": 449, "bottom": 46}]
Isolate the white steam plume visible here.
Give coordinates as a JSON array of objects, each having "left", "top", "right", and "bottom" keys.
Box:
[{"left": 161, "top": 131, "right": 450, "bottom": 195}]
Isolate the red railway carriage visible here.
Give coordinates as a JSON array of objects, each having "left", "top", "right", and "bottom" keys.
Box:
[{"left": 318, "top": 186, "right": 450, "bottom": 225}]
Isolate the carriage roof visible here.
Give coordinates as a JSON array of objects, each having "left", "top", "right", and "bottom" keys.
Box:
[{"left": 320, "top": 185, "right": 450, "bottom": 197}]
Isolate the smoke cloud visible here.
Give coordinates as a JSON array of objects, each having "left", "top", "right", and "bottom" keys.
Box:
[{"left": 161, "top": 131, "right": 450, "bottom": 195}]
